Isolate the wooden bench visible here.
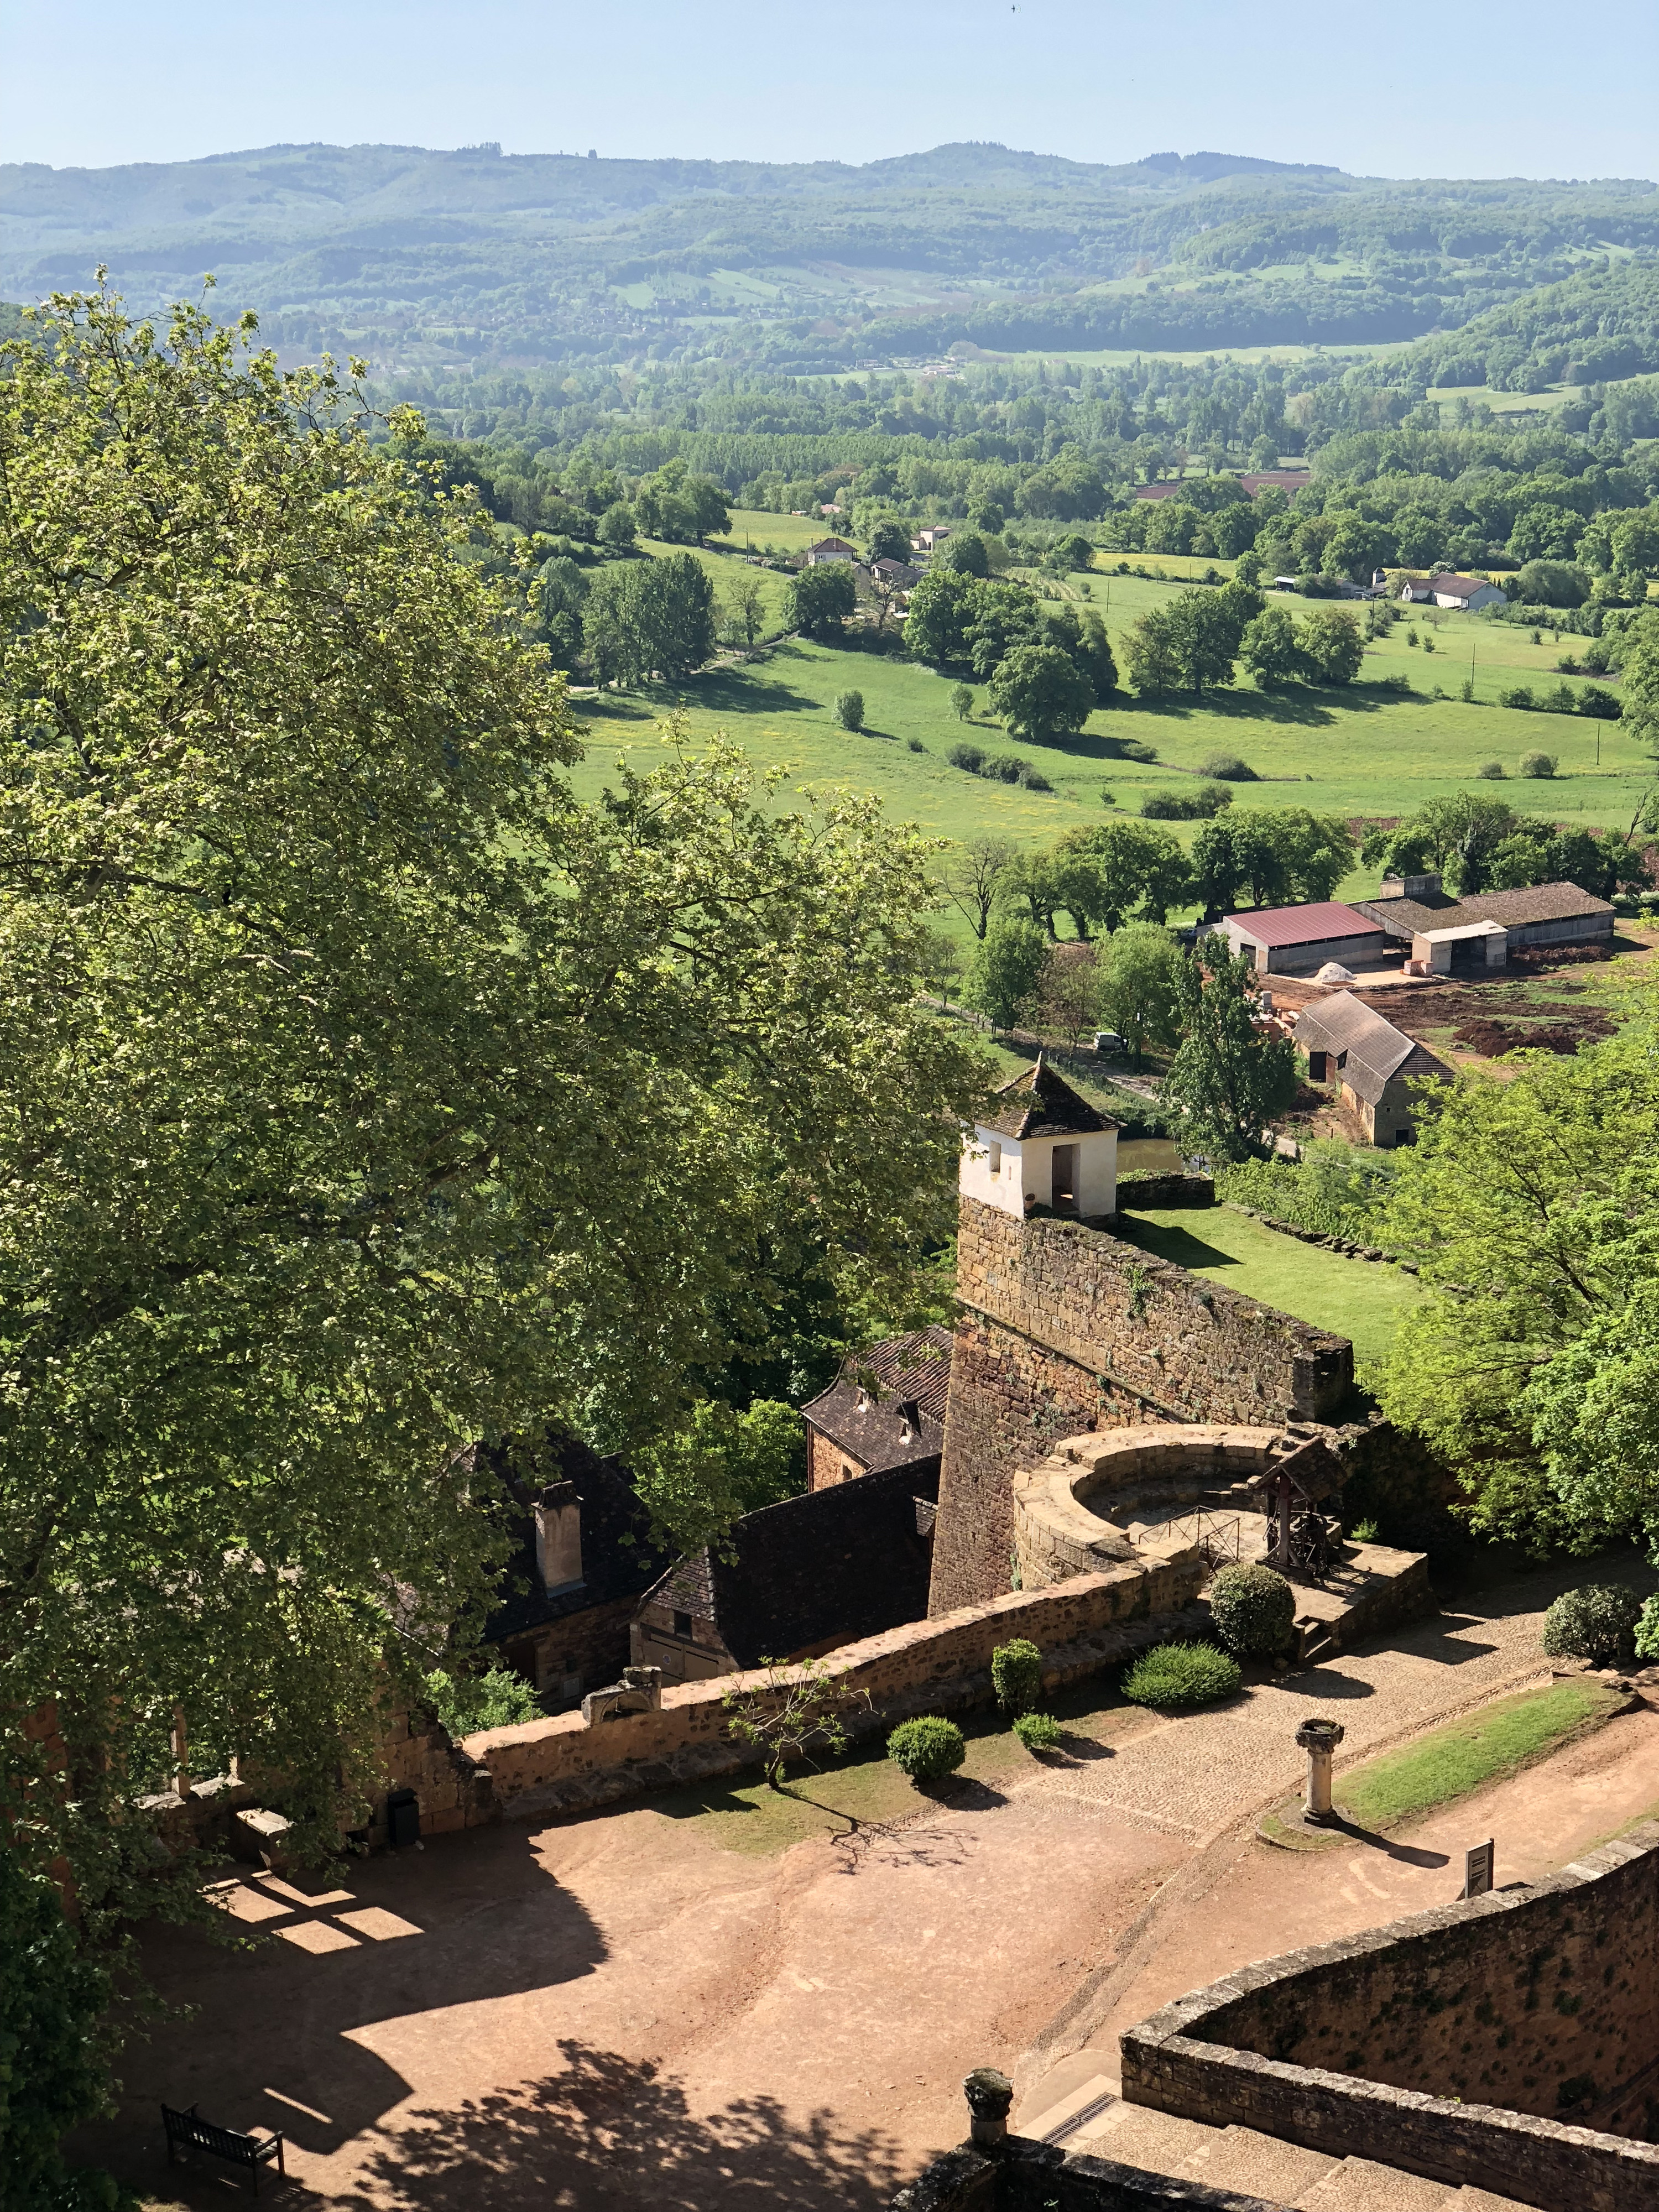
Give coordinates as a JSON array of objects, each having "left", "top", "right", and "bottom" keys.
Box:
[{"left": 162, "top": 2103, "right": 285, "bottom": 2193}]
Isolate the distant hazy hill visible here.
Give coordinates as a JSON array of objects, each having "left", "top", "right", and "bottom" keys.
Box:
[{"left": 2, "top": 139, "right": 1654, "bottom": 374}]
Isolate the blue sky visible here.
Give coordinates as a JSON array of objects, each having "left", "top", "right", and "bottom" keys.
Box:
[{"left": 1, "top": 0, "right": 1652, "bottom": 180}]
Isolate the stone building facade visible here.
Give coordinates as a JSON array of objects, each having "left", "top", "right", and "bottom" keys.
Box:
[{"left": 928, "top": 1194, "right": 1353, "bottom": 1615}]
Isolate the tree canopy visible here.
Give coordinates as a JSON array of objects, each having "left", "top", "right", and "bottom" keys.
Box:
[{"left": 0, "top": 289, "right": 988, "bottom": 1908}]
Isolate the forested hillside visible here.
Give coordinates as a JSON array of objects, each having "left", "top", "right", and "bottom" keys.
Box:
[{"left": 3, "top": 138, "right": 1655, "bottom": 375}]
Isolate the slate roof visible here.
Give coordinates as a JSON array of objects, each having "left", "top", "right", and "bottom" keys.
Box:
[
  {"left": 482, "top": 1432, "right": 666, "bottom": 1646},
  {"left": 1225, "top": 901, "right": 1385, "bottom": 950},
  {"left": 1293, "top": 990, "right": 1451, "bottom": 1108},
  {"left": 800, "top": 1326, "right": 953, "bottom": 1471},
  {"left": 1353, "top": 881, "right": 1613, "bottom": 939},
  {"left": 981, "top": 1056, "right": 1117, "bottom": 1139},
  {"left": 641, "top": 1459, "right": 941, "bottom": 1669}
]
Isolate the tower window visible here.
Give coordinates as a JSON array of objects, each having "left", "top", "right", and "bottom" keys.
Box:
[{"left": 987, "top": 1140, "right": 1002, "bottom": 1175}]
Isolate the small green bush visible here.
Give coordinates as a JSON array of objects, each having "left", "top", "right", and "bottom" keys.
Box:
[
  {"left": 946, "top": 741, "right": 984, "bottom": 772},
  {"left": 1197, "top": 751, "right": 1256, "bottom": 781},
  {"left": 1121, "top": 1641, "right": 1242, "bottom": 1710},
  {"left": 950, "top": 683, "right": 974, "bottom": 720},
  {"left": 983, "top": 752, "right": 1027, "bottom": 784},
  {"left": 1635, "top": 1594, "right": 1659, "bottom": 1660},
  {"left": 1521, "top": 749, "right": 1558, "bottom": 778},
  {"left": 1019, "top": 765, "right": 1052, "bottom": 792},
  {"left": 835, "top": 688, "right": 865, "bottom": 732},
  {"left": 887, "top": 1714, "right": 967, "bottom": 1782},
  {"left": 424, "top": 1664, "right": 542, "bottom": 1736},
  {"left": 1013, "top": 1712, "right": 1064, "bottom": 1753},
  {"left": 1477, "top": 759, "right": 1506, "bottom": 779},
  {"left": 1208, "top": 1562, "right": 1296, "bottom": 1657},
  {"left": 1498, "top": 685, "right": 1534, "bottom": 710},
  {"left": 907, "top": 735, "right": 926, "bottom": 752},
  {"left": 1542, "top": 1584, "right": 1642, "bottom": 1667},
  {"left": 1349, "top": 1517, "right": 1381, "bottom": 1543},
  {"left": 992, "top": 1637, "right": 1044, "bottom": 1714}
]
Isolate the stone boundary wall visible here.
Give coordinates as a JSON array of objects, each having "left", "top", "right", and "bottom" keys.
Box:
[
  {"left": 1113, "top": 1171, "right": 1216, "bottom": 1208},
  {"left": 1121, "top": 1822, "right": 1659, "bottom": 2212},
  {"left": 889, "top": 2135, "right": 1289, "bottom": 2212},
  {"left": 461, "top": 1557, "right": 1204, "bottom": 1821},
  {"left": 930, "top": 1199, "right": 1354, "bottom": 1612}
]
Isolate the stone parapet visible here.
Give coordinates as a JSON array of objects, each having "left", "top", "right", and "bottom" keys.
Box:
[
  {"left": 1121, "top": 1820, "right": 1659, "bottom": 2212},
  {"left": 461, "top": 1557, "right": 1205, "bottom": 1820}
]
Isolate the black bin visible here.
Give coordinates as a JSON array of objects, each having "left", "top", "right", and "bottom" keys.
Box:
[{"left": 386, "top": 1789, "right": 420, "bottom": 1849}]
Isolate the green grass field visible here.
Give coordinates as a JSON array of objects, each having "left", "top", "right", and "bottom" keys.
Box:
[
  {"left": 1337, "top": 1679, "right": 1626, "bottom": 1831},
  {"left": 570, "top": 567, "right": 1652, "bottom": 939},
  {"left": 1112, "top": 1201, "right": 1422, "bottom": 1369},
  {"left": 709, "top": 507, "right": 836, "bottom": 554}
]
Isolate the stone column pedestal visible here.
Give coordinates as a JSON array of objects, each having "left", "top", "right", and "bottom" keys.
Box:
[
  {"left": 1296, "top": 1716, "right": 1345, "bottom": 1825},
  {"left": 963, "top": 2067, "right": 1014, "bottom": 2151}
]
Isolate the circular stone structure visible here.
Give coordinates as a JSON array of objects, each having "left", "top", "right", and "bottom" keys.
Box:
[{"left": 1012, "top": 1425, "right": 1303, "bottom": 1591}]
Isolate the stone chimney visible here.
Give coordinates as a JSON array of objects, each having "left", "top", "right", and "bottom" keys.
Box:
[{"left": 534, "top": 1480, "right": 583, "bottom": 1594}]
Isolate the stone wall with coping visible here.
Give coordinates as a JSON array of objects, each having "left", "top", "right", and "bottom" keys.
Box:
[
  {"left": 460, "top": 1556, "right": 1204, "bottom": 1821},
  {"left": 888, "top": 2136, "right": 1290, "bottom": 2211},
  {"left": 930, "top": 1199, "right": 1354, "bottom": 1613},
  {"left": 1121, "top": 1822, "right": 1659, "bottom": 2212}
]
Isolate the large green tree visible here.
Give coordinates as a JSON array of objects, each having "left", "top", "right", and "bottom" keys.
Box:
[
  {"left": 1375, "top": 1030, "right": 1659, "bottom": 1553},
  {"left": 1161, "top": 940, "right": 1300, "bottom": 1161},
  {"left": 0, "top": 291, "right": 987, "bottom": 1908},
  {"left": 988, "top": 643, "right": 1095, "bottom": 744},
  {"left": 785, "top": 560, "right": 856, "bottom": 640}
]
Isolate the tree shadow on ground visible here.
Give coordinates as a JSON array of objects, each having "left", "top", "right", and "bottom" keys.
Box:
[
  {"left": 585, "top": 656, "right": 825, "bottom": 722},
  {"left": 330, "top": 2040, "right": 915, "bottom": 2212},
  {"left": 1112, "top": 1218, "right": 1241, "bottom": 1273},
  {"left": 79, "top": 1828, "right": 609, "bottom": 2194},
  {"left": 1108, "top": 688, "right": 1348, "bottom": 732}
]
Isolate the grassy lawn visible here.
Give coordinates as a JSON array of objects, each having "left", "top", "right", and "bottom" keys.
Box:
[
  {"left": 645, "top": 1676, "right": 1157, "bottom": 1858},
  {"left": 1112, "top": 1201, "right": 1422, "bottom": 1369},
  {"left": 1338, "top": 1679, "right": 1629, "bottom": 1832},
  {"left": 565, "top": 580, "right": 1654, "bottom": 951},
  {"left": 709, "top": 507, "right": 834, "bottom": 554}
]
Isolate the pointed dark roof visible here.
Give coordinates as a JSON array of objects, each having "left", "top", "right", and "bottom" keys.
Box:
[
  {"left": 982, "top": 1056, "right": 1117, "bottom": 1140},
  {"left": 642, "top": 1458, "right": 940, "bottom": 1669}
]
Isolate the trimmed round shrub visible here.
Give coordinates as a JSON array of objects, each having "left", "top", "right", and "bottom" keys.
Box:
[
  {"left": 1121, "top": 1641, "right": 1243, "bottom": 1710},
  {"left": 1013, "top": 1712, "right": 1064, "bottom": 1753},
  {"left": 1520, "top": 749, "right": 1557, "bottom": 778},
  {"left": 1208, "top": 1562, "right": 1297, "bottom": 1657},
  {"left": 1542, "top": 1584, "right": 1642, "bottom": 1667},
  {"left": 1477, "top": 759, "right": 1506, "bottom": 779},
  {"left": 1197, "top": 751, "right": 1256, "bottom": 781},
  {"left": 992, "top": 1637, "right": 1044, "bottom": 1714},
  {"left": 835, "top": 688, "right": 865, "bottom": 732},
  {"left": 888, "top": 1715, "right": 967, "bottom": 1782}
]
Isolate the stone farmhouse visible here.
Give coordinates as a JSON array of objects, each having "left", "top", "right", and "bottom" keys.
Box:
[
  {"left": 800, "top": 1324, "right": 951, "bottom": 1491},
  {"left": 1290, "top": 989, "right": 1451, "bottom": 1147},
  {"left": 1352, "top": 870, "right": 1615, "bottom": 964},
  {"left": 1397, "top": 569, "right": 1507, "bottom": 611},
  {"left": 479, "top": 1434, "right": 666, "bottom": 1709},
  {"left": 629, "top": 1459, "right": 939, "bottom": 1680}
]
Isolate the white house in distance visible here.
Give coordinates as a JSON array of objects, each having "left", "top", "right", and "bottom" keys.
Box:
[
  {"left": 1397, "top": 571, "right": 1507, "bottom": 612},
  {"left": 804, "top": 535, "right": 858, "bottom": 566},
  {"left": 961, "top": 1056, "right": 1119, "bottom": 1219}
]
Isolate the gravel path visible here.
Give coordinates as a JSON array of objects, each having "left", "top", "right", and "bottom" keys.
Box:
[{"left": 1019, "top": 1577, "right": 1569, "bottom": 1845}]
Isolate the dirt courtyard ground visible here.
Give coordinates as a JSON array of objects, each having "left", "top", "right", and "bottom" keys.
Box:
[{"left": 88, "top": 1556, "right": 1659, "bottom": 2212}]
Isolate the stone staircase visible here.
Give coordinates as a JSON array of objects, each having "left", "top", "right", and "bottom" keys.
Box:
[{"left": 1063, "top": 2097, "right": 1547, "bottom": 2211}]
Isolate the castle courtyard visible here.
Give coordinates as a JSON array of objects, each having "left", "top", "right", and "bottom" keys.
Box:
[{"left": 90, "top": 1553, "right": 1653, "bottom": 2212}]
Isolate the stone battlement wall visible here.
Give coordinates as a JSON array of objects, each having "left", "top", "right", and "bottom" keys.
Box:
[
  {"left": 930, "top": 1200, "right": 1354, "bottom": 1613},
  {"left": 1121, "top": 1823, "right": 1659, "bottom": 2212},
  {"left": 461, "top": 1554, "right": 1203, "bottom": 1821}
]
